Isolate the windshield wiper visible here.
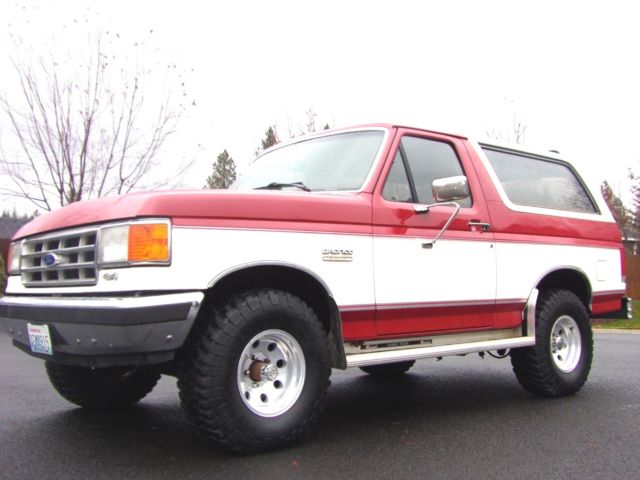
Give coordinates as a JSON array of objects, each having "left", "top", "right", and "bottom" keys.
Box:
[{"left": 254, "top": 182, "right": 311, "bottom": 192}]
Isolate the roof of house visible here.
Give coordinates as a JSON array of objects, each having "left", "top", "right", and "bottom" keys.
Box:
[{"left": 0, "top": 217, "right": 30, "bottom": 240}]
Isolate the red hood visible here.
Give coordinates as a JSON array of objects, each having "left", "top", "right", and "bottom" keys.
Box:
[{"left": 14, "top": 189, "right": 373, "bottom": 239}]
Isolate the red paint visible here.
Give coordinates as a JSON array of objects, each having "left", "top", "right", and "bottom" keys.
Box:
[
  {"left": 15, "top": 190, "right": 374, "bottom": 239},
  {"left": 591, "top": 290, "right": 626, "bottom": 315},
  {"left": 339, "top": 308, "right": 377, "bottom": 340},
  {"left": 462, "top": 142, "right": 621, "bottom": 246},
  {"left": 493, "top": 300, "right": 528, "bottom": 329},
  {"left": 375, "top": 301, "right": 493, "bottom": 335},
  {"left": 340, "top": 301, "right": 504, "bottom": 341},
  {"left": 486, "top": 200, "right": 621, "bottom": 246},
  {"left": 12, "top": 124, "right": 626, "bottom": 343},
  {"left": 592, "top": 298, "right": 623, "bottom": 315}
]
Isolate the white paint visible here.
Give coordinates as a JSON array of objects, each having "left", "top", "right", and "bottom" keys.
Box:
[
  {"left": 6, "top": 225, "right": 623, "bottom": 313},
  {"left": 495, "top": 242, "right": 623, "bottom": 301},
  {"left": 6, "top": 227, "right": 377, "bottom": 308},
  {"left": 373, "top": 237, "right": 496, "bottom": 306},
  {"left": 597, "top": 260, "right": 608, "bottom": 282}
]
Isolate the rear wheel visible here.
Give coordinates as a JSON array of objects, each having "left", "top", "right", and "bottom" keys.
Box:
[
  {"left": 178, "top": 289, "right": 331, "bottom": 454},
  {"left": 45, "top": 363, "right": 161, "bottom": 408},
  {"left": 510, "top": 289, "right": 592, "bottom": 396},
  {"left": 359, "top": 360, "right": 415, "bottom": 377}
]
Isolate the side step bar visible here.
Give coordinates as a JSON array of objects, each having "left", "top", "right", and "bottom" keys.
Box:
[
  {"left": 346, "top": 336, "right": 535, "bottom": 367},
  {"left": 345, "top": 289, "right": 539, "bottom": 368}
]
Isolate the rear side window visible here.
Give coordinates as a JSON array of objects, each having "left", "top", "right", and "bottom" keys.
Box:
[{"left": 482, "top": 148, "right": 597, "bottom": 214}]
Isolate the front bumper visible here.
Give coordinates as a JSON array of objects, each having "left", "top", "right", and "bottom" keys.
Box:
[{"left": 0, "top": 292, "right": 203, "bottom": 367}]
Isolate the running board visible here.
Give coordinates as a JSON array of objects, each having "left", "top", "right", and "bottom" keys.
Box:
[
  {"left": 345, "top": 288, "right": 539, "bottom": 368},
  {"left": 345, "top": 336, "right": 535, "bottom": 367}
]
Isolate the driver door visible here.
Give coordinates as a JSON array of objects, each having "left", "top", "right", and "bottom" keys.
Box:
[{"left": 372, "top": 130, "right": 496, "bottom": 336}]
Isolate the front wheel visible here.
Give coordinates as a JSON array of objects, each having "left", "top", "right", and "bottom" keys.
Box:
[
  {"left": 178, "top": 289, "right": 331, "bottom": 454},
  {"left": 510, "top": 289, "right": 593, "bottom": 397}
]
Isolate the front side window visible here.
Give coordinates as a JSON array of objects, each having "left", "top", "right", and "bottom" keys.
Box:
[
  {"left": 383, "top": 136, "right": 471, "bottom": 207},
  {"left": 382, "top": 151, "right": 413, "bottom": 202},
  {"left": 482, "top": 148, "right": 597, "bottom": 214},
  {"left": 232, "top": 130, "right": 385, "bottom": 192}
]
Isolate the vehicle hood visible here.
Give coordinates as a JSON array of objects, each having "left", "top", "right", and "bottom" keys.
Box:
[{"left": 14, "top": 189, "right": 373, "bottom": 239}]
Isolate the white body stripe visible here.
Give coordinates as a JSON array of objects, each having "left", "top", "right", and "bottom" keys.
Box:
[
  {"left": 373, "top": 237, "right": 496, "bottom": 305},
  {"left": 495, "top": 242, "right": 623, "bottom": 301},
  {"left": 7, "top": 228, "right": 375, "bottom": 308},
  {"left": 6, "top": 227, "right": 623, "bottom": 314}
]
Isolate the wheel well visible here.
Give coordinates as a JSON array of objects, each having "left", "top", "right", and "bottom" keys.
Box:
[
  {"left": 204, "top": 265, "right": 346, "bottom": 368},
  {"left": 536, "top": 269, "right": 591, "bottom": 310}
]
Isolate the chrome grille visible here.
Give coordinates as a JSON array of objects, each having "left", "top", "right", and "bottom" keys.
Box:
[{"left": 21, "top": 227, "right": 98, "bottom": 287}]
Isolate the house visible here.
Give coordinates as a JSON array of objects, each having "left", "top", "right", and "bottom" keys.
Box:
[{"left": 0, "top": 217, "right": 30, "bottom": 264}]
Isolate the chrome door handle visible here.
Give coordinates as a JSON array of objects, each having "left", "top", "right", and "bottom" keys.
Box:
[{"left": 468, "top": 221, "right": 491, "bottom": 232}]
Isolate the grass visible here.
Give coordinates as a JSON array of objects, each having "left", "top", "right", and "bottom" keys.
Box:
[{"left": 592, "top": 301, "right": 640, "bottom": 330}]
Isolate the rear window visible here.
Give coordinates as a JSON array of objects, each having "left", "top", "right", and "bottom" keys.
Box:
[{"left": 482, "top": 148, "right": 597, "bottom": 214}]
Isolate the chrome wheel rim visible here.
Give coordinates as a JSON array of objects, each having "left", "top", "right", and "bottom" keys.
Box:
[
  {"left": 237, "top": 329, "right": 305, "bottom": 417},
  {"left": 550, "top": 315, "right": 582, "bottom": 373}
]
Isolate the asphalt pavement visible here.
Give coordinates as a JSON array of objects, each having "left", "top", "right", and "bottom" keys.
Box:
[{"left": 0, "top": 331, "right": 638, "bottom": 480}]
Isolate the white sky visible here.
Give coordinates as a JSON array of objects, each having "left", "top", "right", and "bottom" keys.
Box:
[{"left": 1, "top": 0, "right": 639, "bottom": 211}]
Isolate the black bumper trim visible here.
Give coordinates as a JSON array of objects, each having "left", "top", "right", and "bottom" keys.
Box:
[
  {"left": 0, "top": 301, "right": 192, "bottom": 326},
  {"left": 12, "top": 341, "right": 176, "bottom": 368},
  {"left": 0, "top": 292, "right": 204, "bottom": 365}
]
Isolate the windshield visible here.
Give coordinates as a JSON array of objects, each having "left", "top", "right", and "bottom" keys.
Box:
[{"left": 232, "top": 130, "right": 385, "bottom": 192}]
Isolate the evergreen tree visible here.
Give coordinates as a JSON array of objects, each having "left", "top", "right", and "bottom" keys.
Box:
[
  {"left": 204, "top": 150, "right": 237, "bottom": 189},
  {"left": 1, "top": 209, "right": 37, "bottom": 220},
  {"left": 261, "top": 126, "right": 280, "bottom": 151}
]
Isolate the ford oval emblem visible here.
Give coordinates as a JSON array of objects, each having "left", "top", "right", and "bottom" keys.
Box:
[{"left": 43, "top": 253, "right": 59, "bottom": 268}]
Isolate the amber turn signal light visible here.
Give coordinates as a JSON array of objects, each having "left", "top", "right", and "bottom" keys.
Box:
[{"left": 128, "top": 223, "right": 169, "bottom": 262}]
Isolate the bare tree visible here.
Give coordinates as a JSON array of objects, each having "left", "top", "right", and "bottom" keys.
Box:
[
  {"left": 285, "top": 108, "right": 332, "bottom": 139},
  {"left": 0, "top": 33, "right": 190, "bottom": 211},
  {"left": 304, "top": 108, "right": 317, "bottom": 134},
  {"left": 510, "top": 118, "right": 527, "bottom": 144},
  {"left": 602, "top": 179, "right": 638, "bottom": 254},
  {"left": 485, "top": 98, "right": 527, "bottom": 145},
  {"left": 486, "top": 118, "right": 527, "bottom": 145}
]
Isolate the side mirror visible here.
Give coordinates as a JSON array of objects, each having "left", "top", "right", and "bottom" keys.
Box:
[{"left": 432, "top": 175, "right": 469, "bottom": 202}]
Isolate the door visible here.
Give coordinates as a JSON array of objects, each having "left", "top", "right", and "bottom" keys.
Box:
[{"left": 372, "top": 129, "right": 496, "bottom": 336}]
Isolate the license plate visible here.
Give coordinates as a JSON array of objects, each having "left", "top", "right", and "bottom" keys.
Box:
[{"left": 27, "top": 323, "right": 53, "bottom": 356}]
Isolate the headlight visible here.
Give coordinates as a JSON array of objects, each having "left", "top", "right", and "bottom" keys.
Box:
[
  {"left": 97, "top": 220, "right": 170, "bottom": 267},
  {"left": 7, "top": 241, "right": 22, "bottom": 275}
]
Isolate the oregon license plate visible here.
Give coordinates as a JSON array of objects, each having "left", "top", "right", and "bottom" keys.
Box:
[{"left": 27, "top": 323, "right": 53, "bottom": 356}]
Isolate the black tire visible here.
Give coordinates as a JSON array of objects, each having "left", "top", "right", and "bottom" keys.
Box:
[
  {"left": 510, "top": 289, "right": 593, "bottom": 397},
  {"left": 45, "top": 363, "right": 161, "bottom": 408},
  {"left": 359, "top": 360, "right": 415, "bottom": 377},
  {"left": 178, "top": 289, "right": 331, "bottom": 454}
]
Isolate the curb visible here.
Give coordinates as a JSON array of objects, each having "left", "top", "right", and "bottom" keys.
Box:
[{"left": 593, "top": 328, "right": 640, "bottom": 334}]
